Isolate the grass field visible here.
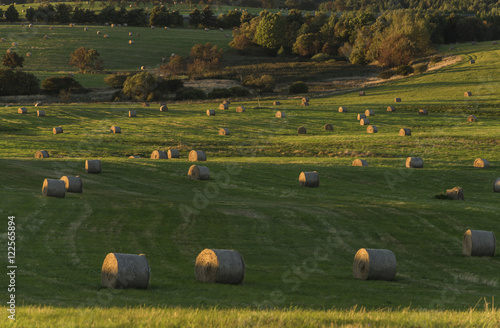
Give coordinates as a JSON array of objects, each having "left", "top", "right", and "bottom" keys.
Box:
[{"left": 0, "top": 42, "right": 499, "bottom": 326}]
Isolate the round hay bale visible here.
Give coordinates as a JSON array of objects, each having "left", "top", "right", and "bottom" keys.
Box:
[
  {"left": 167, "top": 149, "right": 180, "bottom": 159},
  {"left": 129, "top": 40, "right": 134, "bottom": 44},
  {"left": 103, "top": 34, "right": 109, "bottom": 39},
  {"left": 151, "top": 150, "right": 167, "bottom": 159},
  {"left": 493, "top": 41, "right": 498, "bottom": 45},
  {"left": 105, "top": 22, "right": 109, "bottom": 26},
  {"left": 12, "top": 42, "right": 17, "bottom": 47},
  {"left": 236, "top": 106, "right": 245, "bottom": 112},
  {"left": 273, "top": 101, "right": 281, "bottom": 106},
  {"left": 359, "top": 91, "right": 365, "bottom": 96},
  {"left": 151, "top": 25, "right": 155, "bottom": 29},
  {"left": 367, "top": 125, "right": 378, "bottom": 133},
  {"left": 360, "top": 118, "right": 370, "bottom": 125},
  {"left": 29, "top": 24, "right": 33, "bottom": 28},
  {"left": 195, "top": 249, "right": 245, "bottom": 284},
  {"left": 188, "top": 165, "right": 210, "bottom": 180},
  {"left": 42, "top": 179, "right": 66, "bottom": 198},
  {"left": 338, "top": 106, "right": 348, "bottom": 113},
  {"left": 473, "top": 158, "right": 489, "bottom": 168},
  {"left": 419, "top": 109, "right": 428, "bottom": 115},
  {"left": 53, "top": 127, "right": 63, "bottom": 134},
  {"left": 399, "top": 128, "right": 411, "bottom": 136},
  {"left": 469, "top": 59, "right": 475, "bottom": 64},
  {"left": 406, "top": 157, "right": 423, "bottom": 168},
  {"left": 394, "top": 98, "right": 401, "bottom": 102},
  {"left": 110, "top": 126, "right": 121, "bottom": 134},
  {"left": 219, "top": 128, "right": 230, "bottom": 136},
  {"left": 129, "top": 155, "right": 140, "bottom": 158},
  {"left": 43, "top": 35, "right": 49, "bottom": 39},
  {"left": 85, "top": 160, "right": 102, "bottom": 174},
  {"left": 467, "top": 115, "right": 477, "bottom": 122},
  {"left": 160, "top": 105, "right": 168, "bottom": 112},
  {"left": 207, "top": 109, "right": 215, "bottom": 116},
  {"left": 301, "top": 102, "right": 309, "bottom": 106},
  {"left": 101, "top": 253, "right": 150, "bottom": 289},
  {"left": 60, "top": 176, "right": 83, "bottom": 193},
  {"left": 446, "top": 186, "right": 464, "bottom": 200},
  {"left": 142, "top": 102, "right": 149, "bottom": 107},
  {"left": 472, "top": 41, "right": 477, "bottom": 45},
  {"left": 26, "top": 52, "right": 32, "bottom": 57},
  {"left": 299, "top": 171, "right": 319, "bottom": 187},
  {"left": 324, "top": 123, "right": 334, "bottom": 131},
  {"left": 83, "top": 27, "right": 88, "bottom": 31},
  {"left": 297, "top": 126, "right": 307, "bottom": 134},
  {"left": 6, "top": 49, "right": 11, "bottom": 54},
  {"left": 223, "top": 100, "right": 230, "bottom": 105},
  {"left": 136, "top": 33, "right": 140, "bottom": 37},
  {"left": 97, "top": 31, "right": 101, "bottom": 35},
  {"left": 189, "top": 150, "right": 206, "bottom": 162},
  {"left": 464, "top": 91, "right": 472, "bottom": 97},
  {"left": 111, "top": 24, "right": 115, "bottom": 27},
  {"left": 493, "top": 178, "right": 500, "bottom": 192},
  {"left": 205, "top": 28, "right": 209, "bottom": 32},
  {"left": 49, "top": 27, "right": 54, "bottom": 30},
  {"left": 357, "top": 113, "right": 366, "bottom": 120},
  {"left": 463, "top": 230, "right": 496, "bottom": 257},
  {"left": 365, "top": 109, "right": 374, "bottom": 116},
  {"left": 219, "top": 103, "right": 228, "bottom": 110},
  {"left": 128, "top": 110, "right": 137, "bottom": 117},
  {"left": 35, "top": 150, "right": 49, "bottom": 158},
  {"left": 352, "top": 159, "right": 368, "bottom": 167},
  {"left": 275, "top": 111, "right": 285, "bottom": 118},
  {"left": 18, "top": 107, "right": 27, "bottom": 114},
  {"left": 35, "top": 102, "right": 42, "bottom": 107},
  {"left": 302, "top": 97, "right": 309, "bottom": 103},
  {"left": 353, "top": 248, "right": 396, "bottom": 281},
  {"left": 387, "top": 106, "right": 396, "bottom": 112},
  {"left": 128, "top": 32, "right": 133, "bottom": 36}
]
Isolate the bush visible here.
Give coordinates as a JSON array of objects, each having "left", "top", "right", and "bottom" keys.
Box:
[
  {"left": 310, "top": 53, "right": 332, "bottom": 62},
  {"left": 413, "top": 63, "right": 428, "bottom": 74},
  {"left": 175, "top": 87, "right": 206, "bottom": 100},
  {"left": 0, "top": 69, "right": 40, "bottom": 95},
  {"left": 163, "top": 79, "right": 184, "bottom": 93},
  {"left": 242, "top": 74, "right": 275, "bottom": 94},
  {"left": 208, "top": 88, "right": 233, "bottom": 99},
  {"left": 104, "top": 74, "right": 132, "bottom": 88},
  {"left": 42, "top": 76, "right": 84, "bottom": 93},
  {"left": 378, "top": 69, "right": 396, "bottom": 79},
  {"left": 288, "top": 81, "right": 309, "bottom": 94},
  {"left": 2, "top": 52, "right": 24, "bottom": 69},
  {"left": 69, "top": 47, "right": 103, "bottom": 73},
  {"left": 396, "top": 65, "right": 414, "bottom": 76},
  {"left": 229, "top": 86, "right": 251, "bottom": 97}
]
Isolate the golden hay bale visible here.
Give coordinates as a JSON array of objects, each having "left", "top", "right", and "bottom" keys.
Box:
[
  {"left": 26, "top": 52, "right": 32, "bottom": 57},
  {"left": 110, "top": 126, "right": 121, "bottom": 134},
  {"left": 469, "top": 59, "right": 475, "bottom": 64},
  {"left": 111, "top": 24, "right": 115, "bottom": 27},
  {"left": 103, "top": 34, "right": 109, "bottom": 38},
  {"left": 86, "top": 160, "right": 102, "bottom": 173},
  {"left": 360, "top": 118, "right": 370, "bottom": 125},
  {"left": 473, "top": 158, "right": 489, "bottom": 168},
  {"left": 394, "top": 98, "right": 401, "bottom": 102},
  {"left": 359, "top": 91, "right": 365, "bottom": 96},
  {"left": 446, "top": 186, "right": 464, "bottom": 200},
  {"left": 129, "top": 40, "right": 134, "bottom": 44},
  {"left": 97, "top": 31, "right": 101, "bottom": 35},
  {"left": 195, "top": 249, "right": 245, "bottom": 284},
  {"left": 189, "top": 150, "right": 206, "bottom": 162},
  {"left": 236, "top": 106, "right": 245, "bottom": 112},
  {"left": 168, "top": 149, "right": 180, "bottom": 158},
  {"left": 493, "top": 178, "right": 500, "bottom": 192},
  {"left": 463, "top": 230, "right": 496, "bottom": 257},
  {"left": 12, "top": 42, "right": 17, "bottom": 46},
  {"left": 219, "top": 128, "right": 230, "bottom": 136},
  {"left": 302, "top": 97, "right": 309, "bottom": 103},
  {"left": 101, "top": 253, "right": 150, "bottom": 289},
  {"left": 160, "top": 105, "right": 168, "bottom": 112},
  {"left": 297, "top": 126, "right": 307, "bottom": 134},
  {"left": 406, "top": 157, "right": 423, "bottom": 168},
  {"left": 35, "top": 102, "right": 42, "bottom": 107},
  {"left": 419, "top": 109, "right": 428, "bottom": 115},
  {"left": 151, "top": 150, "right": 167, "bottom": 159},
  {"left": 365, "top": 109, "right": 374, "bottom": 116},
  {"left": 42, "top": 179, "right": 66, "bottom": 198},
  {"left": 142, "top": 102, "right": 149, "bottom": 107},
  {"left": 324, "top": 123, "right": 334, "bottom": 131},
  {"left": 129, "top": 155, "right": 140, "bottom": 158},
  {"left": 338, "top": 106, "right": 348, "bottom": 113},
  {"left": 357, "top": 113, "right": 366, "bottom": 120},
  {"left": 207, "top": 109, "right": 215, "bottom": 116},
  {"left": 188, "top": 165, "right": 210, "bottom": 180},
  {"left": 464, "top": 91, "right": 472, "bottom": 97},
  {"left": 467, "top": 115, "right": 477, "bottom": 122},
  {"left": 219, "top": 103, "right": 228, "bottom": 110},
  {"left": 60, "top": 176, "right": 83, "bottom": 193},
  {"left": 301, "top": 102, "right": 309, "bottom": 106},
  {"left": 53, "top": 127, "right": 63, "bottom": 134},
  {"left": 387, "top": 106, "right": 396, "bottom": 112},
  {"left": 273, "top": 101, "right": 281, "bottom": 106},
  {"left": 352, "top": 159, "right": 368, "bottom": 167},
  {"left": 353, "top": 248, "right": 396, "bottom": 281},
  {"left": 299, "top": 171, "right": 319, "bottom": 187},
  {"left": 129, "top": 110, "right": 137, "bottom": 117},
  {"left": 18, "top": 107, "right": 27, "bottom": 114},
  {"left": 83, "top": 27, "right": 88, "bottom": 31},
  {"left": 275, "top": 111, "right": 285, "bottom": 118},
  {"left": 367, "top": 125, "right": 378, "bottom": 133},
  {"left": 399, "top": 128, "right": 411, "bottom": 136},
  {"left": 128, "top": 32, "right": 133, "bottom": 36},
  {"left": 43, "top": 35, "right": 49, "bottom": 39},
  {"left": 35, "top": 150, "right": 49, "bottom": 158},
  {"left": 223, "top": 100, "right": 230, "bottom": 105},
  {"left": 37, "top": 110, "right": 45, "bottom": 117}
]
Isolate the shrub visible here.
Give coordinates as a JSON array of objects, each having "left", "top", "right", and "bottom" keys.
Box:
[
  {"left": 69, "top": 47, "right": 103, "bottom": 73},
  {"left": 2, "top": 52, "right": 24, "bottom": 69},
  {"left": 378, "top": 70, "right": 396, "bottom": 79},
  {"left": 175, "top": 87, "right": 206, "bottom": 100},
  {"left": 413, "top": 63, "right": 428, "bottom": 74},
  {"left": 310, "top": 53, "right": 332, "bottom": 62},
  {"left": 122, "top": 71, "right": 159, "bottom": 101},
  {"left": 396, "top": 65, "right": 414, "bottom": 76},
  {"left": 5, "top": 5, "right": 19, "bottom": 22},
  {"left": 104, "top": 73, "right": 132, "bottom": 88},
  {"left": 242, "top": 74, "right": 275, "bottom": 94},
  {"left": 229, "top": 86, "right": 251, "bottom": 97},
  {"left": 163, "top": 79, "right": 184, "bottom": 92},
  {"left": 0, "top": 69, "right": 40, "bottom": 95},
  {"left": 208, "top": 88, "right": 233, "bottom": 99},
  {"left": 42, "top": 76, "right": 84, "bottom": 93},
  {"left": 288, "top": 81, "right": 309, "bottom": 94}
]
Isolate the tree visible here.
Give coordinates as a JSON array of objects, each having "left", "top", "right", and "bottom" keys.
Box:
[
  {"left": 42, "top": 76, "right": 83, "bottom": 93},
  {"left": 69, "top": 47, "right": 103, "bottom": 73},
  {"left": 122, "top": 71, "right": 159, "bottom": 101},
  {"left": 5, "top": 5, "right": 19, "bottom": 22},
  {"left": 55, "top": 4, "right": 73, "bottom": 23},
  {"left": 0, "top": 69, "right": 40, "bottom": 96},
  {"left": 255, "top": 13, "right": 287, "bottom": 52},
  {"left": 202, "top": 5, "right": 215, "bottom": 27},
  {"left": 2, "top": 52, "right": 24, "bottom": 69},
  {"left": 377, "top": 33, "right": 418, "bottom": 67},
  {"left": 189, "top": 8, "right": 202, "bottom": 26}
]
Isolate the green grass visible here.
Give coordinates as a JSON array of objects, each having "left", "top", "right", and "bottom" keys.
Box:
[{"left": 0, "top": 43, "right": 499, "bottom": 326}]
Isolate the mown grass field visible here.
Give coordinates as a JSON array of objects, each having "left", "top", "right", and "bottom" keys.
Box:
[{"left": 0, "top": 42, "right": 499, "bottom": 326}]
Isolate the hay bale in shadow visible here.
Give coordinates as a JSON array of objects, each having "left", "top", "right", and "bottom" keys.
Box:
[
  {"left": 42, "top": 179, "right": 66, "bottom": 198},
  {"left": 473, "top": 158, "right": 489, "bottom": 168},
  {"left": 219, "top": 103, "right": 228, "bottom": 110},
  {"left": 168, "top": 149, "right": 180, "bottom": 158},
  {"left": 299, "top": 171, "right": 319, "bottom": 187},
  {"left": 394, "top": 98, "right": 401, "bottom": 102},
  {"left": 60, "top": 176, "right": 83, "bottom": 193},
  {"left": 275, "top": 111, "right": 285, "bottom": 118},
  {"left": 399, "top": 128, "right": 411, "bottom": 136},
  {"left": 160, "top": 105, "right": 168, "bottom": 112},
  {"left": 195, "top": 249, "right": 245, "bottom": 284},
  {"left": 357, "top": 113, "right": 366, "bottom": 120},
  {"left": 301, "top": 102, "right": 309, "bottom": 106},
  {"left": 302, "top": 97, "right": 309, "bottom": 103},
  {"left": 219, "top": 128, "right": 230, "bottom": 135},
  {"left": 18, "top": 107, "right": 27, "bottom": 114},
  {"left": 101, "top": 253, "right": 150, "bottom": 289},
  {"left": 324, "top": 124, "right": 334, "bottom": 131},
  {"left": 273, "top": 101, "right": 281, "bottom": 106},
  {"left": 236, "top": 106, "right": 245, "bottom": 112},
  {"left": 493, "top": 178, "right": 500, "bottom": 192},
  {"left": 387, "top": 106, "right": 396, "bottom": 112},
  {"left": 359, "top": 91, "right": 365, "bottom": 96},
  {"left": 463, "top": 230, "right": 496, "bottom": 257},
  {"left": 129, "top": 110, "right": 137, "bottom": 117},
  {"left": 189, "top": 150, "right": 206, "bottom": 162},
  {"left": 353, "top": 248, "right": 396, "bottom": 281},
  {"left": 188, "top": 165, "right": 210, "bottom": 180},
  {"left": 419, "top": 109, "right": 428, "bottom": 115},
  {"left": 446, "top": 186, "right": 464, "bottom": 200},
  {"left": 297, "top": 126, "right": 307, "bottom": 134},
  {"left": 111, "top": 126, "right": 121, "bottom": 133},
  {"left": 365, "top": 110, "right": 374, "bottom": 116},
  {"left": 338, "top": 106, "right": 348, "bottom": 113},
  {"left": 53, "top": 127, "right": 63, "bottom": 134},
  {"left": 464, "top": 91, "right": 472, "bottom": 97},
  {"left": 360, "top": 118, "right": 370, "bottom": 125},
  {"left": 367, "top": 125, "right": 378, "bottom": 133},
  {"left": 85, "top": 160, "right": 102, "bottom": 173},
  {"left": 467, "top": 115, "right": 477, "bottom": 122},
  {"left": 406, "top": 157, "right": 423, "bottom": 168},
  {"left": 37, "top": 110, "right": 45, "bottom": 117},
  {"left": 35, "top": 150, "right": 49, "bottom": 158},
  {"left": 352, "top": 159, "right": 368, "bottom": 167},
  {"left": 151, "top": 150, "right": 167, "bottom": 159},
  {"left": 207, "top": 109, "right": 215, "bottom": 116}
]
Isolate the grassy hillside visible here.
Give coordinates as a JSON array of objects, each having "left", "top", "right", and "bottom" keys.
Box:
[{"left": 0, "top": 42, "right": 499, "bottom": 325}]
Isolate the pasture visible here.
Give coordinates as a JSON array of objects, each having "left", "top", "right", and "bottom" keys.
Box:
[{"left": 0, "top": 35, "right": 499, "bottom": 326}]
